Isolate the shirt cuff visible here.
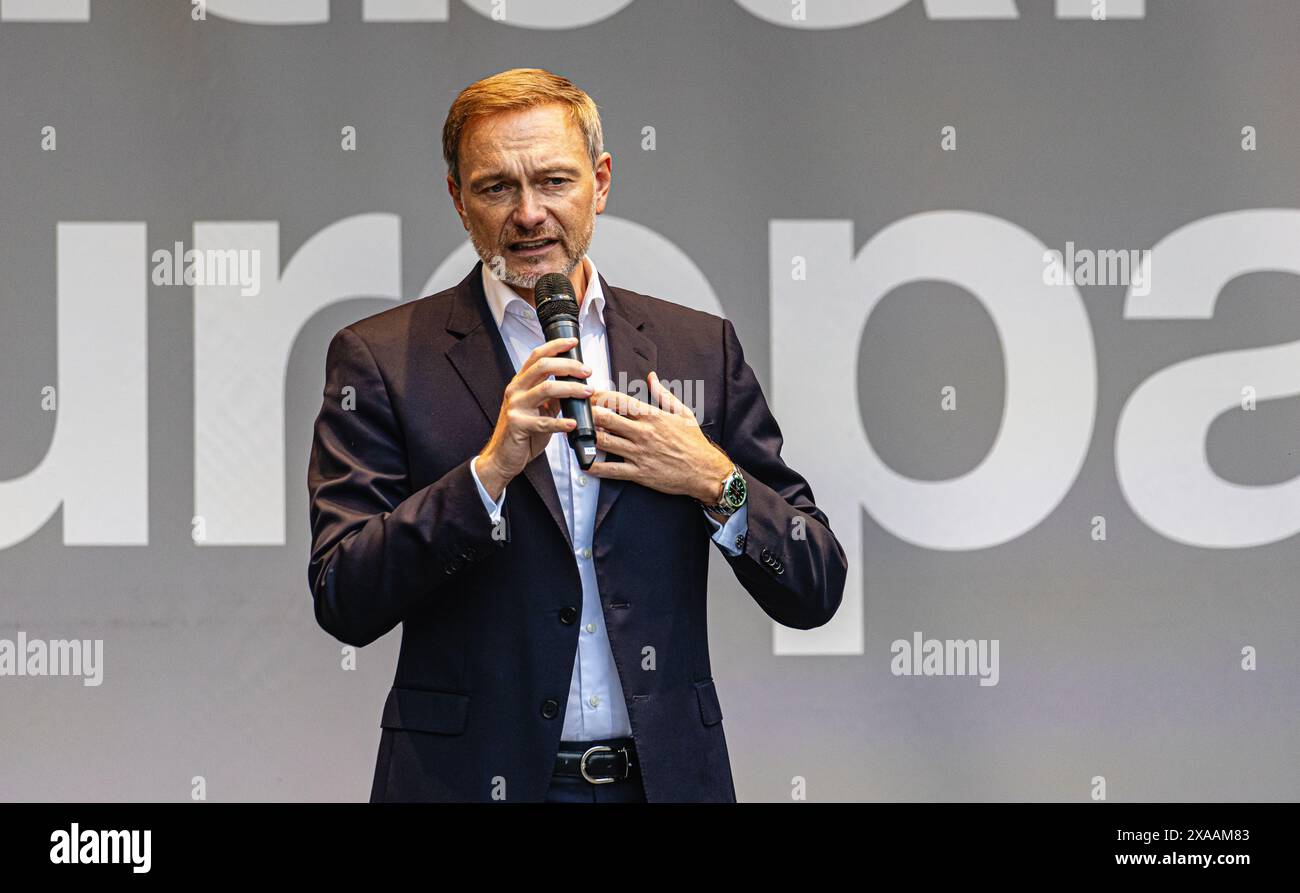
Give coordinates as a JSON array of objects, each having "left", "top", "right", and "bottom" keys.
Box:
[
  {"left": 703, "top": 502, "right": 748, "bottom": 557},
  {"left": 470, "top": 454, "right": 507, "bottom": 524}
]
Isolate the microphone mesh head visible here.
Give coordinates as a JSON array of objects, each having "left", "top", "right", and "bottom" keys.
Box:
[
  {"left": 534, "top": 272, "right": 575, "bottom": 302},
  {"left": 534, "top": 272, "right": 580, "bottom": 327}
]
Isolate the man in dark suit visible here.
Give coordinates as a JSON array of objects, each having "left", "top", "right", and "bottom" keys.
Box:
[{"left": 307, "top": 68, "right": 847, "bottom": 802}]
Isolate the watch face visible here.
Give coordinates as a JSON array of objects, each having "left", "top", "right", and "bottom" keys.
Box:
[{"left": 724, "top": 472, "right": 746, "bottom": 508}]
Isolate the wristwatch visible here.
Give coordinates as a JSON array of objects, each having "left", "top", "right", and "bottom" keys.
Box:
[{"left": 699, "top": 463, "right": 747, "bottom": 516}]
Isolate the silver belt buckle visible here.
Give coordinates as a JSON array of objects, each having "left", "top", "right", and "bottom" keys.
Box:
[{"left": 579, "top": 744, "right": 616, "bottom": 784}]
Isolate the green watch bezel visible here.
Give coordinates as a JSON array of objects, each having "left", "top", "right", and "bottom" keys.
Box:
[{"left": 722, "top": 469, "right": 746, "bottom": 509}]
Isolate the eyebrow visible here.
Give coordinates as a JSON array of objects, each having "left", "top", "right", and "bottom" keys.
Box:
[{"left": 470, "top": 165, "right": 583, "bottom": 191}]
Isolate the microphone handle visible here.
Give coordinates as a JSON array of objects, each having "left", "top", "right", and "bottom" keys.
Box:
[{"left": 542, "top": 317, "right": 598, "bottom": 470}]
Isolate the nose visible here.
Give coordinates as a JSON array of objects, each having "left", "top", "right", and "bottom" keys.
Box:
[{"left": 510, "top": 185, "right": 548, "bottom": 232}]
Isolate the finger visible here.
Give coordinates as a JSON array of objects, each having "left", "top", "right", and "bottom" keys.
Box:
[
  {"left": 591, "top": 403, "right": 640, "bottom": 436},
  {"left": 647, "top": 369, "right": 671, "bottom": 408},
  {"left": 519, "top": 378, "right": 593, "bottom": 411},
  {"left": 594, "top": 427, "right": 637, "bottom": 456},
  {"left": 520, "top": 412, "right": 576, "bottom": 433},
  {"left": 518, "top": 336, "right": 579, "bottom": 379},
  {"left": 585, "top": 459, "right": 636, "bottom": 480},
  {"left": 517, "top": 354, "right": 591, "bottom": 392},
  {"left": 521, "top": 336, "right": 578, "bottom": 370},
  {"left": 590, "top": 388, "right": 655, "bottom": 422},
  {"left": 648, "top": 370, "right": 694, "bottom": 421}
]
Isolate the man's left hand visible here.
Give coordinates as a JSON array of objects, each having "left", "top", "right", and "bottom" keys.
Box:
[{"left": 585, "top": 371, "right": 732, "bottom": 506}]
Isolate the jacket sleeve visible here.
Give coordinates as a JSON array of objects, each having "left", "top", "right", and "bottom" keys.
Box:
[
  {"left": 713, "top": 316, "right": 848, "bottom": 630},
  {"left": 307, "top": 325, "right": 510, "bottom": 647}
]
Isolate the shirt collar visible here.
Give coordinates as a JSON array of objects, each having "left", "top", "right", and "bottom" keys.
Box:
[{"left": 481, "top": 255, "right": 607, "bottom": 333}]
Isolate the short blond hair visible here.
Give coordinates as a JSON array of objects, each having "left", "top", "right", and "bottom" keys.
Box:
[{"left": 442, "top": 67, "right": 604, "bottom": 188}]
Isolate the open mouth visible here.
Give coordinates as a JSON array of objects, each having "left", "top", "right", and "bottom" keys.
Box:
[{"left": 509, "top": 238, "right": 559, "bottom": 254}]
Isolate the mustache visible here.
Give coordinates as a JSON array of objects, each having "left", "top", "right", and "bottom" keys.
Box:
[{"left": 504, "top": 231, "right": 563, "bottom": 243}]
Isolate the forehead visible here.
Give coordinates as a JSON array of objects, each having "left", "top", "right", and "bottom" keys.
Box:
[{"left": 460, "top": 103, "right": 587, "bottom": 170}]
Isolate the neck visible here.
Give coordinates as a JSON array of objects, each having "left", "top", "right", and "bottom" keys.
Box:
[{"left": 510, "top": 256, "right": 590, "bottom": 310}]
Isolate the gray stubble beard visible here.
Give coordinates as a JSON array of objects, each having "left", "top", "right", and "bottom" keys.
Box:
[{"left": 470, "top": 194, "right": 598, "bottom": 290}]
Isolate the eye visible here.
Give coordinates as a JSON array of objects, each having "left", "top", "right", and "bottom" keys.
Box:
[
  {"left": 486, "top": 183, "right": 507, "bottom": 194},
  {"left": 545, "top": 177, "right": 567, "bottom": 186}
]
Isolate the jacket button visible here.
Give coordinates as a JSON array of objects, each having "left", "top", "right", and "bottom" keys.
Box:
[
  {"left": 559, "top": 606, "right": 578, "bottom": 624},
  {"left": 540, "top": 699, "right": 560, "bottom": 719},
  {"left": 444, "top": 558, "right": 463, "bottom": 574},
  {"left": 760, "top": 547, "right": 771, "bottom": 561}
]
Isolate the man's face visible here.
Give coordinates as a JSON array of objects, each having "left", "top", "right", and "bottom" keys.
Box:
[{"left": 449, "top": 102, "right": 612, "bottom": 294}]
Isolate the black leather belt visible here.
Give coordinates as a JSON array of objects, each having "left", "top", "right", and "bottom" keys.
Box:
[{"left": 554, "top": 738, "right": 639, "bottom": 784}]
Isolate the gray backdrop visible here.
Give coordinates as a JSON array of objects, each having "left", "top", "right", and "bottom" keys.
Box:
[{"left": 2, "top": 0, "right": 1298, "bottom": 801}]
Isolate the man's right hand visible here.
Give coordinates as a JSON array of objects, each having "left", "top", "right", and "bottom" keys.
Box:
[{"left": 476, "top": 335, "right": 593, "bottom": 501}]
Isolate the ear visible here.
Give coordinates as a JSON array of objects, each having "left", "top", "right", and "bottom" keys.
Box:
[
  {"left": 593, "top": 152, "right": 612, "bottom": 215},
  {"left": 447, "top": 175, "right": 469, "bottom": 230}
]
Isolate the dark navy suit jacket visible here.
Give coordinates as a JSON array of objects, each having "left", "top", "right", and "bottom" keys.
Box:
[{"left": 307, "top": 260, "right": 848, "bottom": 802}]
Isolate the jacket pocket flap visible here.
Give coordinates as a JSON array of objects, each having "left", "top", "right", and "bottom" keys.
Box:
[
  {"left": 381, "top": 686, "right": 470, "bottom": 734},
  {"left": 693, "top": 678, "right": 723, "bottom": 726}
]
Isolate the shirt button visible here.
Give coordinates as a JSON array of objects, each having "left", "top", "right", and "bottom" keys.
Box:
[
  {"left": 581, "top": 547, "right": 592, "bottom": 559},
  {"left": 588, "top": 695, "right": 600, "bottom": 708},
  {"left": 585, "top": 622, "right": 596, "bottom": 633},
  {"left": 577, "top": 475, "right": 588, "bottom": 487}
]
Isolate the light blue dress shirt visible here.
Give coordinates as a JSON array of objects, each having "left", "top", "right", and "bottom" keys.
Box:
[{"left": 467, "top": 255, "right": 748, "bottom": 741}]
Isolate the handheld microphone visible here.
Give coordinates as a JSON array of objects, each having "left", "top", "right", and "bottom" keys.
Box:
[{"left": 534, "top": 271, "right": 598, "bottom": 470}]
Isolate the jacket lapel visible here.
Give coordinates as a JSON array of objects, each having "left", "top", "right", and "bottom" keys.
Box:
[
  {"left": 442, "top": 261, "right": 657, "bottom": 554},
  {"left": 593, "top": 271, "right": 656, "bottom": 539}
]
